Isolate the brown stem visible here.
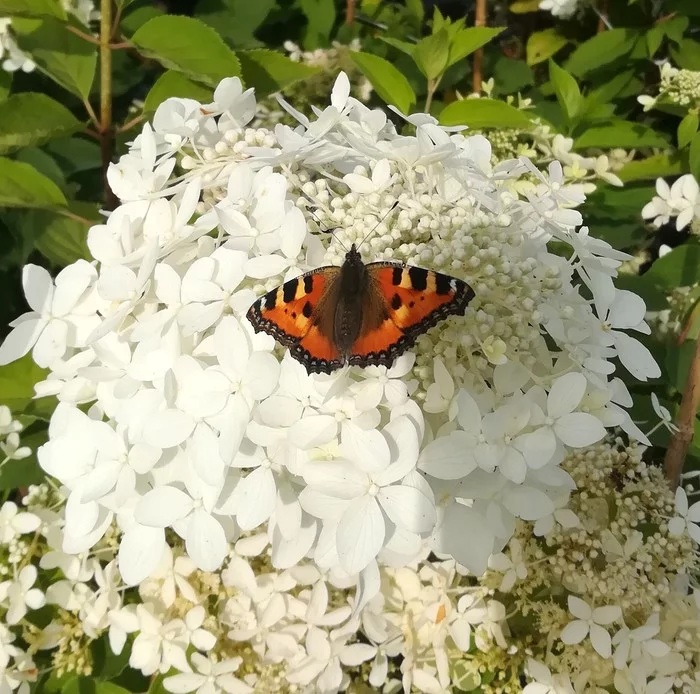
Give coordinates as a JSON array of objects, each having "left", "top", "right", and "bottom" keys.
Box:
[
  {"left": 100, "top": 0, "right": 118, "bottom": 210},
  {"left": 109, "top": 41, "right": 131, "bottom": 50},
  {"left": 118, "top": 113, "right": 146, "bottom": 134},
  {"left": 82, "top": 98, "right": 99, "bottom": 128},
  {"left": 66, "top": 24, "right": 101, "bottom": 45},
  {"left": 472, "top": 0, "right": 487, "bottom": 93},
  {"left": 597, "top": 0, "right": 609, "bottom": 32},
  {"left": 345, "top": 0, "right": 355, "bottom": 25},
  {"left": 664, "top": 336, "right": 700, "bottom": 488}
]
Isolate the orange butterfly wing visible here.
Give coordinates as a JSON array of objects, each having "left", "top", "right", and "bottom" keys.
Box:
[
  {"left": 246, "top": 267, "right": 344, "bottom": 373},
  {"left": 346, "top": 263, "right": 475, "bottom": 368}
]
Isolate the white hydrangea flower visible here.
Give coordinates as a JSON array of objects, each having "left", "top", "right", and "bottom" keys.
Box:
[
  {"left": 667, "top": 487, "right": 700, "bottom": 542},
  {"left": 164, "top": 653, "right": 252, "bottom": 694},
  {"left": 560, "top": 595, "right": 621, "bottom": 658},
  {"left": 0, "top": 566, "right": 46, "bottom": 625}
]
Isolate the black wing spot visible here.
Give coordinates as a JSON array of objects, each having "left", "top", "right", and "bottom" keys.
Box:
[
  {"left": 291, "top": 312, "right": 297, "bottom": 318},
  {"left": 392, "top": 267, "right": 403, "bottom": 285},
  {"left": 391, "top": 294, "right": 402, "bottom": 310},
  {"left": 304, "top": 275, "right": 314, "bottom": 294},
  {"left": 408, "top": 267, "right": 428, "bottom": 291},
  {"left": 263, "top": 289, "right": 277, "bottom": 309},
  {"left": 283, "top": 279, "right": 298, "bottom": 303},
  {"left": 409, "top": 301, "right": 415, "bottom": 308},
  {"left": 435, "top": 273, "right": 452, "bottom": 295},
  {"left": 302, "top": 301, "right": 313, "bottom": 318}
]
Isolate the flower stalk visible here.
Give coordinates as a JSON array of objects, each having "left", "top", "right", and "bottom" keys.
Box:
[
  {"left": 664, "top": 335, "right": 700, "bottom": 487},
  {"left": 472, "top": 0, "right": 487, "bottom": 93},
  {"left": 100, "top": 0, "right": 117, "bottom": 209}
]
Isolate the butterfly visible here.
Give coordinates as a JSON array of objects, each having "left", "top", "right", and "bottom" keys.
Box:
[{"left": 246, "top": 244, "right": 475, "bottom": 374}]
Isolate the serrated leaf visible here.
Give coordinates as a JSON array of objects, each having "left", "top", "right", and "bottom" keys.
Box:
[
  {"left": 144, "top": 71, "right": 213, "bottom": 113},
  {"left": 565, "top": 29, "right": 639, "bottom": 77},
  {"left": 691, "top": 132, "right": 700, "bottom": 182},
  {"left": 13, "top": 18, "right": 97, "bottom": 99},
  {"left": 414, "top": 28, "right": 449, "bottom": 80},
  {"left": 380, "top": 36, "right": 416, "bottom": 59},
  {"left": 526, "top": 28, "right": 569, "bottom": 65},
  {"left": 0, "top": 93, "right": 82, "bottom": 154},
  {"left": 350, "top": 52, "right": 416, "bottom": 113},
  {"left": 0, "top": 0, "right": 65, "bottom": 19},
  {"left": 646, "top": 242, "right": 700, "bottom": 289},
  {"left": 131, "top": 15, "right": 241, "bottom": 87},
  {"left": 574, "top": 121, "right": 669, "bottom": 149},
  {"left": 440, "top": 98, "right": 534, "bottom": 129},
  {"left": 678, "top": 112, "right": 699, "bottom": 149},
  {"left": 299, "top": 0, "right": 336, "bottom": 50},
  {"left": 0, "top": 157, "right": 66, "bottom": 209},
  {"left": 238, "top": 49, "right": 320, "bottom": 98},
  {"left": 646, "top": 26, "right": 664, "bottom": 56},
  {"left": 670, "top": 39, "right": 700, "bottom": 70},
  {"left": 549, "top": 60, "right": 581, "bottom": 123},
  {"left": 447, "top": 27, "right": 504, "bottom": 67},
  {"left": 196, "top": 0, "right": 275, "bottom": 47},
  {"left": 29, "top": 210, "right": 92, "bottom": 265},
  {"left": 618, "top": 153, "right": 685, "bottom": 182}
]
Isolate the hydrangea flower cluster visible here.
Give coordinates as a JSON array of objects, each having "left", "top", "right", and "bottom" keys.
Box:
[
  {"left": 639, "top": 63, "right": 700, "bottom": 112},
  {"left": 465, "top": 88, "right": 628, "bottom": 191},
  {"left": 0, "top": 406, "right": 30, "bottom": 465},
  {"left": 0, "top": 72, "right": 667, "bottom": 691},
  {"left": 0, "top": 0, "right": 96, "bottom": 73},
  {"left": 539, "top": 0, "right": 586, "bottom": 19},
  {"left": 642, "top": 174, "right": 700, "bottom": 234}
]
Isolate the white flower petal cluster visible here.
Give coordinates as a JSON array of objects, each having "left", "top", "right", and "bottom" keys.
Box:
[
  {"left": 0, "top": 72, "right": 669, "bottom": 694},
  {"left": 0, "top": 73, "right": 658, "bottom": 593},
  {"left": 642, "top": 174, "right": 700, "bottom": 232}
]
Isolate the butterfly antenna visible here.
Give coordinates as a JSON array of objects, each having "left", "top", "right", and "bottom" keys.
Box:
[
  {"left": 299, "top": 194, "right": 350, "bottom": 252},
  {"left": 355, "top": 201, "right": 400, "bottom": 254}
]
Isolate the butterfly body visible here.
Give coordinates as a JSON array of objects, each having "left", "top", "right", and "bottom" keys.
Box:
[{"left": 246, "top": 245, "right": 475, "bottom": 374}]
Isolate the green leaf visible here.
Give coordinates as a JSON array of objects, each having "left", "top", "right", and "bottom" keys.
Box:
[
  {"left": 645, "top": 242, "right": 700, "bottom": 289},
  {"left": 493, "top": 57, "right": 533, "bottom": 94},
  {"left": 131, "top": 15, "right": 242, "bottom": 87},
  {"left": 548, "top": 60, "right": 581, "bottom": 123},
  {"left": 350, "top": 52, "right": 416, "bottom": 113},
  {"left": 238, "top": 49, "right": 321, "bottom": 98},
  {"left": 13, "top": 18, "right": 97, "bottom": 99},
  {"left": 618, "top": 153, "right": 685, "bottom": 182},
  {"left": 65, "top": 679, "right": 134, "bottom": 694},
  {"left": 690, "top": 132, "right": 700, "bottom": 182},
  {"left": 380, "top": 36, "right": 416, "bottom": 59},
  {"left": 678, "top": 112, "right": 699, "bottom": 149},
  {"left": 447, "top": 27, "right": 504, "bottom": 67},
  {"left": 526, "top": 28, "right": 569, "bottom": 66},
  {"left": 666, "top": 340, "right": 697, "bottom": 393},
  {"left": 509, "top": 0, "right": 541, "bottom": 11},
  {"left": 196, "top": 0, "right": 275, "bottom": 47},
  {"left": 45, "top": 137, "right": 101, "bottom": 175},
  {"left": 663, "top": 15, "right": 690, "bottom": 44},
  {"left": 144, "top": 71, "right": 213, "bottom": 113},
  {"left": 0, "top": 354, "right": 47, "bottom": 412},
  {"left": 583, "top": 69, "right": 637, "bottom": 109},
  {"left": 299, "top": 0, "right": 336, "bottom": 50},
  {"left": 413, "top": 28, "right": 449, "bottom": 80},
  {"left": 29, "top": 210, "right": 91, "bottom": 265},
  {"left": 669, "top": 39, "right": 700, "bottom": 70},
  {"left": 0, "top": 0, "right": 65, "bottom": 19},
  {"left": 0, "top": 157, "right": 66, "bottom": 209},
  {"left": 646, "top": 27, "right": 664, "bottom": 57},
  {"left": 439, "top": 98, "right": 534, "bottom": 129},
  {"left": 16, "top": 148, "right": 66, "bottom": 191},
  {"left": 565, "top": 29, "right": 639, "bottom": 77},
  {"left": 573, "top": 121, "right": 669, "bottom": 149},
  {"left": 0, "top": 72, "right": 11, "bottom": 102},
  {"left": 91, "top": 637, "right": 131, "bottom": 681},
  {"left": 0, "top": 93, "right": 83, "bottom": 154}
]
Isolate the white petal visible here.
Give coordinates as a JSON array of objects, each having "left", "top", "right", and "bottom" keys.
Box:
[
  {"left": 593, "top": 605, "right": 621, "bottom": 625},
  {"left": 568, "top": 595, "right": 592, "bottom": 619},
  {"left": 341, "top": 422, "right": 390, "bottom": 473},
  {"left": 118, "top": 525, "right": 166, "bottom": 586},
  {"left": 379, "top": 485, "right": 436, "bottom": 534},
  {"left": 143, "top": 409, "right": 195, "bottom": 448},
  {"left": 613, "top": 332, "right": 661, "bottom": 381},
  {"left": 302, "top": 461, "right": 368, "bottom": 499},
  {"left": 164, "top": 674, "right": 206, "bottom": 694},
  {"left": 234, "top": 466, "right": 277, "bottom": 530},
  {"left": 340, "top": 643, "right": 376, "bottom": 667},
  {"left": 589, "top": 623, "right": 612, "bottom": 658},
  {"left": 560, "top": 620, "right": 588, "bottom": 645},
  {"left": 418, "top": 431, "right": 478, "bottom": 480},
  {"left": 136, "top": 486, "right": 194, "bottom": 527},
  {"left": 554, "top": 412, "right": 606, "bottom": 447},
  {"left": 547, "top": 372, "right": 587, "bottom": 417},
  {"left": 336, "top": 495, "right": 385, "bottom": 574},
  {"left": 185, "top": 509, "right": 228, "bottom": 571},
  {"left": 33, "top": 319, "right": 68, "bottom": 367},
  {"left": 23, "top": 265, "right": 53, "bottom": 313},
  {"left": 0, "top": 317, "right": 44, "bottom": 365}
]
